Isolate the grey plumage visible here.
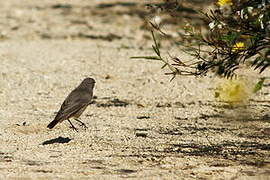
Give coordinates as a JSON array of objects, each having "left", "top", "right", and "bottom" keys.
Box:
[{"left": 47, "top": 78, "right": 95, "bottom": 131}]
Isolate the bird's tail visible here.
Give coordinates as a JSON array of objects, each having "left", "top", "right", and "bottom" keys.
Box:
[{"left": 47, "top": 119, "right": 59, "bottom": 129}]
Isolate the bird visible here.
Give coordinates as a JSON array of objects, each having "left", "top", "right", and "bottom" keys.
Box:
[{"left": 47, "top": 77, "right": 95, "bottom": 131}]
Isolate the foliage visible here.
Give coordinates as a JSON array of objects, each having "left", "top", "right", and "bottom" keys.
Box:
[{"left": 133, "top": 0, "right": 270, "bottom": 79}]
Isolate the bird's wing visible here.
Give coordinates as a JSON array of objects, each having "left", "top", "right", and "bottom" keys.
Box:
[
  {"left": 54, "top": 101, "right": 88, "bottom": 121},
  {"left": 54, "top": 90, "right": 92, "bottom": 121}
]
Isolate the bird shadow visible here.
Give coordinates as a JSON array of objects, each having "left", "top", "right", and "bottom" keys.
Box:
[{"left": 42, "top": 136, "right": 71, "bottom": 145}]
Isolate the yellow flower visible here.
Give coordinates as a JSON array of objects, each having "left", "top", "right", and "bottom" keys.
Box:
[
  {"left": 217, "top": 0, "right": 233, "bottom": 6},
  {"left": 232, "top": 42, "right": 245, "bottom": 52},
  {"left": 215, "top": 78, "right": 252, "bottom": 104}
]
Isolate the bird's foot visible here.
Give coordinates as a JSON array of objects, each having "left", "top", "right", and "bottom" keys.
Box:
[
  {"left": 80, "top": 123, "right": 88, "bottom": 129},
  {"left": 68, "top": 120, "right": 79, "bottom": 132},
  {"left": 75, "top": 119, "right": 88, "bottom": 129},
  {"left": 70, "top": 125, "right": 79, "bottom": 132}
]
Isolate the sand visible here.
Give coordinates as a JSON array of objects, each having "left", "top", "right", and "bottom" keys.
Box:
[{"left": 0, "top": 0, "right": 269, "bottom": 179}]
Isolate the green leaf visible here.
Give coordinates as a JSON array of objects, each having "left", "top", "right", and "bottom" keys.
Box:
[
  {"left": 151, "top": 31, "right": 160, "bottom": 56},
  {"left": 253, "top": 78, "right": 265, "bottom": 93},
  {"left": 259, "top": 63, "right": 270, "bottom": 73},
  {"left": 161, "top": 63, "right": 168, "bottom": 69},
  {"left": 130, "top": 56, "right": 162, "bottom": 60},
  {"left": 220, "top": 32, "right": 240, "bottom": 45},
  {"left": 152, "top": 45, "right": 160, "bottom": 56},
  {"left": 254, "top": 59, "right": 265, "bottom": 70},
  {"left": 251, "top": 57, "right": 262, "bottom": 67}
]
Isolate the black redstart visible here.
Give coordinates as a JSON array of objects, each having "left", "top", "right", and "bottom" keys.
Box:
[{"left": 47, "top": 77, "right": 95, "bottom": 131}]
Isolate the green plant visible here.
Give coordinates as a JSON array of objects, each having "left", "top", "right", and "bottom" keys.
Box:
[{"left": 132, "top": 0, "right": 270, "bottom": 79}]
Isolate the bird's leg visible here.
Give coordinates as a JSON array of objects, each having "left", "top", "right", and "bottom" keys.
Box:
[
  {"left": 68, "top": 120, "right": 78, "bottom": 132},
  {"left": 74, "top": 119, "right": 88, "bottom": 129}
]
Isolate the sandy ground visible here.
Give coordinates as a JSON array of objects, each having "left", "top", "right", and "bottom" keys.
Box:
[{"left": 0, "top": 0, "right": 270, "bottom": 179}]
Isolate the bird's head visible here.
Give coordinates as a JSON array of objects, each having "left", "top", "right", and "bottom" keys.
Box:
[{"left": 81, "top": 77, "right": 95, "bottom": 89}]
